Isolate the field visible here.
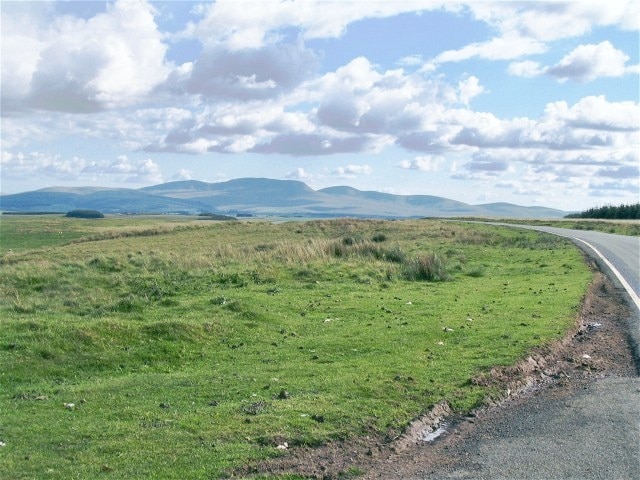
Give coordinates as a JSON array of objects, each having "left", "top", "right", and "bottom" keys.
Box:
[{"left": 0, "top": 216, "right": 592, "bottom": 478}]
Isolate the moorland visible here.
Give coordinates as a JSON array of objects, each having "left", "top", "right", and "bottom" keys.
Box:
[{"left": 0, "top": 215, "right": 594, "bottom": 478}]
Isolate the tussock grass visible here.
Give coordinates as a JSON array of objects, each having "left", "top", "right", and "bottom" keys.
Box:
[
  {"left": 403, "top": 253, "right": 450, "bottom": 282},
  {"left": 0, "top": 217, "right": 592, "bottom": 478}
]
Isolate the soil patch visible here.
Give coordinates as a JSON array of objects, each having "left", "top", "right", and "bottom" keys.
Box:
[{"left": 236, "top": 272, "right": 637, "bottom": 479}]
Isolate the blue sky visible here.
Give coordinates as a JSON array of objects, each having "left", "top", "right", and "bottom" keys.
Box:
[{"left": 1, "top": 1, "right": 638, "bottom": 211}]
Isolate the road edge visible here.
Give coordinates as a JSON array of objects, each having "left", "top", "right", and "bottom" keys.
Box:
[{"left": 567, "top": 236, "right": 640, "bottom": 371}]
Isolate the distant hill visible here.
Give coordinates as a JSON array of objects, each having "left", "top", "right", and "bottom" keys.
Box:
[{"left": 0, "top": 178, "right": 569, "bottom": 218}]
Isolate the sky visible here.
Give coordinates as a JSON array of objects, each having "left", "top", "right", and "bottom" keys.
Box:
[{"left": 1, "top": 0, "right": 639, "bottom": 211}]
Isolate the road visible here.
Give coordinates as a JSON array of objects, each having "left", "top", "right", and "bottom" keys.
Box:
[{"left": 372, "top": 225, "right": 640, "bottom": 480}]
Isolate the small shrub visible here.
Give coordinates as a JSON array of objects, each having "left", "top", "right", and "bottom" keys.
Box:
[
  {"left": 215, "top": 272, "right": 248, "bottom": 287},
  {"left": 403, "top": 253, "right": 450, "bottom": 282},
  {"left": 111, "top": 295, "right": 144, "bottom": 313},
  {"left": 371, "top": 233, "right": 387, "bottom": 243},
  {"left": 65, "top": 209, "right": 104, "bottom": 219},
  {"left": 465, "top": 264, "right": 486, "bottom": 278},
  {"left": 242, "top": 401, "right": 267, "bottom": 415},
  {"left": 383, "top": 246, "right": 406, "bottom": 264},
  {"left": 341, "top": 235, "right": 364, "bottom": 246},
  {"left": 210, "top": 296, "right": 228, "bottom": 305}
]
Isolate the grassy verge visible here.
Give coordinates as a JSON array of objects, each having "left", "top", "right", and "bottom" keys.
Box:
[
  {"left": 0, "top": 218, "right": 592, "bottom": 478},
  {"left": 454, "top": 217, "right": 640, "bottom": 236}
]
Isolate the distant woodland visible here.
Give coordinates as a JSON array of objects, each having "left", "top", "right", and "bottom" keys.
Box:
[{"left": 565, "top": 203, "right": 640, "bottom": 219}]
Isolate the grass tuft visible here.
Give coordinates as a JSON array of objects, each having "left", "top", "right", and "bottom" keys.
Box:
[{"left": 403, "top": 253, "right": 451, "bottom": 281}]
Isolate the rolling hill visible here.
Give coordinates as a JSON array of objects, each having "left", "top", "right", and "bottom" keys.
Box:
[{"left": 0, "top": 178, "right": 568, "bottom": 218}]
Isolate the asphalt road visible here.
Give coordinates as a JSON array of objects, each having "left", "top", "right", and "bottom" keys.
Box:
[{"left": 405, "top": 225, "right": 640, "bottom": 480}]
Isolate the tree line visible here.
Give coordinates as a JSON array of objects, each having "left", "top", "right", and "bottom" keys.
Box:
[{"left": 565, "top": 203, "right": 639, "bottom": 219}]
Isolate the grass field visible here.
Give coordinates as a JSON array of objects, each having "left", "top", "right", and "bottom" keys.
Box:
[{"left": 0, "top": 216, "right": 592, "bottom": 478}]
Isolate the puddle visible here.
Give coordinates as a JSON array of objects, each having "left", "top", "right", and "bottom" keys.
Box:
[{"left": 418, "top": 422, "right": 448, "bottom": 443}]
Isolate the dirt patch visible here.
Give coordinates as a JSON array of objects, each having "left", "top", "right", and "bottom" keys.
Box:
[{"left": 235, "top": 272, "right": 637, "bottom": 479}]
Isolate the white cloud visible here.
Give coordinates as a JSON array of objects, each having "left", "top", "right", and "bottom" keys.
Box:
[
  {"left": 313, "top": 57, "right": 458, "bottom": 134},
  {"left": 332, "top": 164, "right": 373, "bottom": 178},
  {"left": 433, "top": 35, "right": 547, "bottom": 64},
  {"left": 151, "top": 101, "right": 315, "bottom": 154},
  {"left": 467, "top": 1, "right": 638, "bottom": 42},
  {"left": 434, "top": 1, "right": 638, "bottom": 67},
  {"left": 443, "top": 97, "right": 639, "bottom": 151},
  {"left": 547, "top": 41, "right": 635, "bottom": 82},
  {"left": 596, "top": 165, "right": 640, "bottom": 179},
  {"left": 172, "top": 169, "right": 194, "bottom": 181},
  {"left": 1, "top": 151, "right": 163, "bottom": 185},
  {"left": 1, "top": 0, "right": 169, "bottom": 113},
  {"left": 0, "top": 151, "right": 85, "bottom": 179},
  {"left": 545, "top": 96, "right": 640, "bottom": 132},
  {"left": 169, "top": 41, "right": 318, "bottom": 101},
  {"left": 285, "top": 167, "right": 314, "bottom": 181},
  {"left": 508, "top": 60, "right": 545, "bottom": 77},
  {"left": 183, "top": 1, "right": 453, "bottom": 50},
  {"left": 251, "top": 132, "right": 381, "bottom": 156},
  {"left": 453, "top": 152, "right": 514, "bottom": 180},
  {"left": 153, "top": 56, "right": 466, "bottom": 157},
  {"left": 397, "top": 155, "right": 444, "bottom": 172},
  {"left": 457, "top": 76, "right": 485, "bottom": 106},
  {"left": 83, "top": 156, "right": 163, "bottom": 183}
]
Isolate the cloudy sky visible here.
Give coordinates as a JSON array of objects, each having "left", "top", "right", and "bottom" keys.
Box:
[{"left": 1, "top": 0, "right": 638, "bottom": 210}]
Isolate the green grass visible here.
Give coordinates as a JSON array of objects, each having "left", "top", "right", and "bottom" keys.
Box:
[
  {"left": 458, "top": 217, "right": 640, "bottom": 236},
  {"left": 0, "top": 214, "right": 215, "bottom": 255},
  {"left": 0, "top": 218, "right": 592, "bottom": 478}
]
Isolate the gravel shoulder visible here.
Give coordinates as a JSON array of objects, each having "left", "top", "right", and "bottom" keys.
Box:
[{"left": 248, "top": 271, "right": 639, "bottom": 479}]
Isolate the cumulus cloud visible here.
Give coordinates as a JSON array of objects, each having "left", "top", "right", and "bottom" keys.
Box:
[
  {"left": 507, "top": 60, "right": 545, "bottom": 77},
  {"left": 545, "top": 96, "right": 640, "bottom": 132},
  {"left": 1, "top": 151, "right": 163, "bottom": 185},
  {"left": 547, "top": 41, "right": 636, "bottom": 82},
  {"left": 457, "top": 76, "right": 485, "bottom": 106},
  {"left": 1, "top": 0, "right": 169, "bottom": 113},
  {"left": 332, "top": 164, "right": 373, "bottom": 178},
  {"left": 150, "top": 102, "right": 315, "bottom": 154},
  {"left": 183, "top": 1, "right": 452, "bottom": 50},
  {"left": 433, "top": 35, "right": 547, "bottom": 64},
  {"left": 0, "top": 151, "right": 85, "bottom": 179},
  {"left": 155, "top": 56, "right": 464, "bottom": 156},
  {"left": 82, "top": 156, "right": 163, "bottom": 183},
  {"left": 596, "top": 165, "right": 640, "bottom": 179},
  {"left": 451, "top": 145, "right": 639, "bottom": 202},
  {"left": 285, "top": 167, "right": 314, "bottom": 181},
  {"left": 441, "top": 97, "right": 638, "bottom": 152},
  {"left": 433, "top": 2, "right": 638, "bottom": 67},
  {"left": 251, "top": 133, "right": 377, "bottom": 156},
  {"left": 508, "top": 42, "right": 639, "bottom": 83},
  {"left": 465, "top": 155, "right": 511, "bottom": 174},
  {"left": 313, "top": 57, "right": 459, "bottom": 134},
  {"left": 170, "top": 41, "right": 318, "bottom": 101},
  {"left": 467, "top": 1, "right": 637, "bottom": 43},
  {"left": 397, "top": 155, "right": 444, "bottom": 172},
  {"left": 172, "top": 169, "right": 194, "bottom": 181}
]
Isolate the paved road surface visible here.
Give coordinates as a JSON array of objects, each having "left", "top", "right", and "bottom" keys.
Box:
[{"left": 404, "top": 225, "right": 640, "bottom": 480}]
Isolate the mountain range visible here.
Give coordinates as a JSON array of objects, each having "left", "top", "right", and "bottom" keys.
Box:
[{"left": 0, "top": 178, "right": 569, "bottom": 218}]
